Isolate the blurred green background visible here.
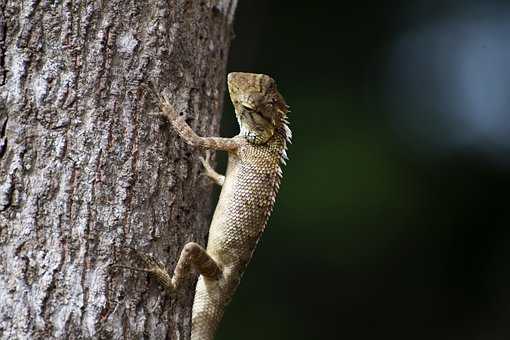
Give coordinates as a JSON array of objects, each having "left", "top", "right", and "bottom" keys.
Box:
[{"left": 216, "top": 1, "right": 510, "bottom": 339}]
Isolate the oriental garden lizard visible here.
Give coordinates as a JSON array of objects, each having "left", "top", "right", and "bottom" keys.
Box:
[{"left": 116, "top": 72, "right": 291, "bottom": 340}]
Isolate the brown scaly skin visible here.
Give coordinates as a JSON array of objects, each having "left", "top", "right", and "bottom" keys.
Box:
[{"left": 117, "top": 73, "right": 290, "bottom": 340}]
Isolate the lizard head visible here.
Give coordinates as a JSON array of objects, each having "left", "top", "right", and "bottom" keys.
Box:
[{"left": 227, "top": 72, "right": 289, "bottom": 144}]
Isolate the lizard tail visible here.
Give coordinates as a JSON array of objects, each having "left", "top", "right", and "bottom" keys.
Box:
[{"left": 191, "top": 276, "right": 226, "bottom": 340}]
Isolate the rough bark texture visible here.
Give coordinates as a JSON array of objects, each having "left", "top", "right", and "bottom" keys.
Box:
[{"left": 0, "top": 0, "right": 237, "bottom": 339}]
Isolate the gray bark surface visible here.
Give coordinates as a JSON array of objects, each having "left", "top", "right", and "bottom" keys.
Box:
[{"left": 0, "top": 0, "right": 237, "bottom": 339}]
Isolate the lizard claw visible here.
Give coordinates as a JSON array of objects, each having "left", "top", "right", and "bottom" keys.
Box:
[
  {"left": 111, "top": 247, "right": 176, "bottom": 295},
  {"left": 143, "top": 82, "right": 180, "bottom": 122},
  {"left": 199, "top": 150, "right": 212, "bottom": 169},
  {"left": 198, "top": 151, "right": 225, "bottom": 186},
  {"left": 158, "top": 92, "right": 180, "bottom": 121},
  {"left": 198, "top": 151, "right": 215, "bottom": 180}
]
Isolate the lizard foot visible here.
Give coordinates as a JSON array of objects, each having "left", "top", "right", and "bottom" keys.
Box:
[
  {"left": 143, "top": 81, "right": 182, "bottom": 122},
  {"left": 198, "top": 151, "right": 225, "bottom": 186},
  {"left": 111, "top": 247, "right": 176, "bottom": 295}
]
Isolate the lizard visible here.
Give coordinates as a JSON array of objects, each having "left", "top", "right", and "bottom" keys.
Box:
[{"left": 117, "top": 72, "right": 291, "bottom": 340}]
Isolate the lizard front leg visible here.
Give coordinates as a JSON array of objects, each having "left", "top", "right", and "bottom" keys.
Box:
[
  {"left": 199, "top": 151, "right": 225, "bottom": 186},
  {"left": 156, "top": 92, "right": 241, "bottom": 152},
  {"left": 113, "top": 242, "right": 221, "bottom": 294}
]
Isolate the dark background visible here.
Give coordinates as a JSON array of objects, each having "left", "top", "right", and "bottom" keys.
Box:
[{"left": 218, "top": 1, "right": 510, "bottom": 339}]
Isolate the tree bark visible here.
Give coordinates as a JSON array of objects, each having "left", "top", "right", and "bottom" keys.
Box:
[{"left": 0, "top": 0, "right": 237, "bottom": 339}]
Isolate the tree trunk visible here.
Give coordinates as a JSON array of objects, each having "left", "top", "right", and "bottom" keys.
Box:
[{"left": 0, "top": 0, "right": 237, "bottom": 339}]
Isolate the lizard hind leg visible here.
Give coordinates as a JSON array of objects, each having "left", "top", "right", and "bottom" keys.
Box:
[
  {"left": 172, "top": 242, "right": 222, "bottom": 288},
  {"left": 112, "top": 243, "right": 221, "bottom": 294}
]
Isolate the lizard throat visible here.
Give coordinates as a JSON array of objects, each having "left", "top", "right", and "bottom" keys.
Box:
[
  {"left": 239, "top": 126, "right": 272, "bottom": 144},
  {"left": 238, "top": 113, "right": 291, "bottom": 145}
]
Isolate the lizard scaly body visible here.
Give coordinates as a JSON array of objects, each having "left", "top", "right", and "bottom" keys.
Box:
[{"left": 118, "top": 72, "right": 290, "bottom": 340}]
